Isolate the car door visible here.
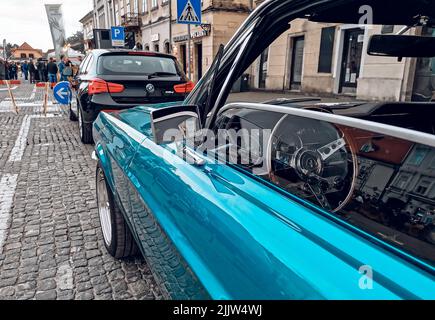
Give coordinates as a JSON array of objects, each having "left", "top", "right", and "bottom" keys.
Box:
[{"left": 123, "top": 105, "right": 435, "bottom": 300}]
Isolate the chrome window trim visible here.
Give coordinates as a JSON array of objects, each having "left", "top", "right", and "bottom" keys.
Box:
[{"left": 218, "top": 103, "right": 435, "bottom": 148}]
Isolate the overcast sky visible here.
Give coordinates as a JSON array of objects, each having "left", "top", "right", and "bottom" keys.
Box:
[{"left": 0, "top": 0, "right": 93, "bottom": 51}]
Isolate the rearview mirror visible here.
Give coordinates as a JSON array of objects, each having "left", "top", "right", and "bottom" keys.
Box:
[
  {"left": 150, "top": 105, "right": 200, "bottom": 145},
  {"left": 368, "top": 35, "right": 435, "bottom": 58}
]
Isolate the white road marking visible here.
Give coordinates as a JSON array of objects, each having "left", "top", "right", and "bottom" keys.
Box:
[
  {"left": 0, "top": 101, "right": 54, "bottom": 107},
  {"left": 29, "top": 84, "right": 36, "bottom": 100},
  {"left": 8, "top": 114, "right": 57, "bottom": 162},
  {"left": 0, "top": 86, "right": 18, "bottom": 92},
  {"left": 0, "top": 100, "right": 61, "bottom": 113},
  {"left": 0, "top": 174, "right": 18, "bottom": 254},
  {"left": 8, "top": 115, "right": 32, "bottom": 162}
]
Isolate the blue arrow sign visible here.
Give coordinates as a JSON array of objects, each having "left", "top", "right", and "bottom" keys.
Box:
[
  {"left": 177, "top": 0, "right": 202, "bottom": 25},
  {"left": 53, "top": 81, "right": 72, "bottom": 105},
  {"left": 111, "top": 26, "right": 125, "bottom": 47}
]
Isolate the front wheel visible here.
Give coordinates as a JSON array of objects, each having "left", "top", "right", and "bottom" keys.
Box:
[
  {"left": 78, "top": 107, "right": 93, "bottom": 144},
  {"left": 96, "top": 162, "right": 139, "bottom": 259}
]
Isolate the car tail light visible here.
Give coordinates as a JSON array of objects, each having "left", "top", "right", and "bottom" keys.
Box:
[
  {"left": 173, "top": 81, "right": 195, "bottom": 94},
  {"left": 88, "top": 78, "right": 125, "bottom": 95}
]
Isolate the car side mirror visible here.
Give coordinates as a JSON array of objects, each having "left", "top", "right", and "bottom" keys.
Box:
[{"left": 150, "top": 105, "right": 201, "bottom": 145}]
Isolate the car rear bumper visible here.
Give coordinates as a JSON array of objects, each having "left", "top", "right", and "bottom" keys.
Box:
[{"left": 81, "top": 93, "right": 185, "bottom": 124}]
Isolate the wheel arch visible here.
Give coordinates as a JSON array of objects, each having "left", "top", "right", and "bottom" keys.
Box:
[{"left": 95, "top": 142, "right": 115, "bottom": 192}]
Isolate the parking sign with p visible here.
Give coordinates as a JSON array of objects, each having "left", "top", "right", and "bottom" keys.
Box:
[{"left": 111, "top": 26, "right": 125, "bottom": 47}]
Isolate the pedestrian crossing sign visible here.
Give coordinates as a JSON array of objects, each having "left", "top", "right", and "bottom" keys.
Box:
[{"left": 177, "top": 0, "right": 202, "bottom": 25}]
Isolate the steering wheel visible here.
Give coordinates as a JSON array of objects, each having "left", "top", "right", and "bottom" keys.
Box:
[{"left": 266, "top": 114, "right": 358, "bottom": 213}]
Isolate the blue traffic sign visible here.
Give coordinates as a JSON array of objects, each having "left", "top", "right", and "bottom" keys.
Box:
[
  {"left": 111, "top": 26, "right": 125, "bottom": 47},
  {"left": 53, "top": 81, "right": 72, "bottom": 105},
  {"left": 177, "top": 0, "right": 202, "bottom": 25}
]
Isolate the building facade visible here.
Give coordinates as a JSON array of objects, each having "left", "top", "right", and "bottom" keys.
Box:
[
  {"left": 86, "top": 0, "right": 253, "bottom": 82},
  {"left": 248, "top": 1, "right": 434, "bottom": 102},
  {"left": 11, "top": 43, "right": 43, "bottom": 61},
  {"left": 170, "top": 0, "right": 252, "bottom": 82},
  {"left": 95, "top": 0, "right": 144, "bottom": 47},
  {"left": 82, "top": 0, "right": 434, "bottom": 101},
  {"left": 141, "top": 0, "right": 171, "bottom": 55},
  {"left": 80, "top": 11, "right": 95, "bottom": 52}
]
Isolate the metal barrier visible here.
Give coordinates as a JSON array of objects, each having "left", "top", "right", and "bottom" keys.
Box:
[{"left": 0, "top": 80, "right": 51, "bottom": 116}]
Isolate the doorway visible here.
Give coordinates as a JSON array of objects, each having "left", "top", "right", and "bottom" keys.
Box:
[
  {"left": 290, "top": 36, "right": 305, "bottom": 90},
  {"left": 339, "top": 28, "right": 364, "bottom": 94},
  {"left": 258, "top": 48, "right": 269, "bottom": 88},
  {"left": 195, "top": 42, "right": 203, "bottom": 82}
]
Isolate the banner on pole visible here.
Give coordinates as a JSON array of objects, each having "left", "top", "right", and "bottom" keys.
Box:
[{"left": 45, "top": 4, "right": 66, "bottom": 61}]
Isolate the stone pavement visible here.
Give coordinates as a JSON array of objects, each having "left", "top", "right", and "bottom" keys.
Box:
[{"left": 0, "top": 83, "right": 162, "bottom": 300}]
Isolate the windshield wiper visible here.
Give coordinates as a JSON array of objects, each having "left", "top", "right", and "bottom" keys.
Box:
[{"left": 147, "top": 72, "right": 177, "bottom": 79}]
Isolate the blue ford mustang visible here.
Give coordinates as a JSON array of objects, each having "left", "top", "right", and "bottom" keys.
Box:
[{"left": 93, "top": 0, "right": 435, "bottom": 299}]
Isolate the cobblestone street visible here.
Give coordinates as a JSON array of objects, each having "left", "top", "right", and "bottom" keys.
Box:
[{"left": 0, "top": 83, "right": 162, "bottom": 300}]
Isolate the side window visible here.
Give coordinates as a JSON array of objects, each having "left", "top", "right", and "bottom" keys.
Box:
[
  {"left": 84, "top": 55, "right": 94, "bottom": 75},
  {"left": 214, "top": 107, "right": 435, "bottom": 267},
  {"left": 79, "top": 55, "right": 91, "bottom": 75}
]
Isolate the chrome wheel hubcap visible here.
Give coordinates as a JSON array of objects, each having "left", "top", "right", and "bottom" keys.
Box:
[{"left": 97, "top": 169, "right": 112, "bottom": 246}]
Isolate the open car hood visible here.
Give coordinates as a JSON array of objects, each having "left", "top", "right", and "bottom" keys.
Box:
[{"left": 308, "top": 0, "right": 435, "bottom": 26}]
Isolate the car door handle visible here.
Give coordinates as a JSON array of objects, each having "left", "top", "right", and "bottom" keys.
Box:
[{"left": 177, "top": 145, "right": 206, "bottom": 167}]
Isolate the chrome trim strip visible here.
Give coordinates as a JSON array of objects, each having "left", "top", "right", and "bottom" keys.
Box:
[{"left": 153, "top": 111, "right": 199, "bottom": 123}]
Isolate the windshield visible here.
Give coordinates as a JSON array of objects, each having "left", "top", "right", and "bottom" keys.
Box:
[{"left": 97, "top": 55, "right": 180, "bottom": 76}]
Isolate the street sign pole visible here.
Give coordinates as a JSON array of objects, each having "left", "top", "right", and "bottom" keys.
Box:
[
  {"left": 43, "top": 82, "right": 49, "bottom": 117},
  {"left": 2, "top": 39, "right": 6, "bottom": 60},
  {"left": 6, "top": 80, "right": 18, "bottom": 114},
  {"left": 188, "top": 24, "right": 191, "bottom": 79},
  {"left": 169, "top": 0, "right": 172, "bottom": 53}
]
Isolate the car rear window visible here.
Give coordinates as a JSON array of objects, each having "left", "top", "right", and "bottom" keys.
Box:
[{"left": 97, "top": 54, "right": 180, "bottom": 76}]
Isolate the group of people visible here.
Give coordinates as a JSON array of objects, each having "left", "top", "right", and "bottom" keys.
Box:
[
  {"left": 0, "top": 55, "right": 80, "bottom": 87},
  {"left": 0, "top": 60, "right": 19, "bottom": 80}
]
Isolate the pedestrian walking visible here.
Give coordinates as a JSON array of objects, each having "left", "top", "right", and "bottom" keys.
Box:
[
  {"left": 22, "top": 61, "right": 29, "bottom": 81},
  {"left": 28, "top": 59, "right": 36, "bottom": 84},
  {"left": 58, "top": 55, "right": 66, "bottom": 81},
  {"left": 47, "top": 57, "right": 58, "bottom": 87},
  {"left": 4, "top": 61, "right": 9, "bottom": 80},
  {"left": 0, "top": 58, "right": 5, "bottom": 80},
  {"left": 37, "top": 58, "right": 47, "bottom": 82},
  {"left": 59, "top": 56, "right": 72, "bottom": 82},
  {"left": 9, "top": 62, "right": 17, "bottom": 80}
]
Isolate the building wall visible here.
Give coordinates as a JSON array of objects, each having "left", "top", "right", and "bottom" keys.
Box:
[
  {"left": 250, "top": 19, "right": 417, "bottom": 102},
  {"left": 80, "top": 12, "right": 95, "bottom": 52},
  {"left": 12, "top": 49, "right": 43, "bottom": 60},
  {"left": 170, "top": 0, "right": 251, "bottom": 82},
  {"left": 356, "top": 25, "right": 416, "bottom": 101},
  {"left": 141, "top": 0, "right": 170, "bottom": 53}
]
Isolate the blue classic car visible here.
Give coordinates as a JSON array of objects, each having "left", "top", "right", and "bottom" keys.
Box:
[{"left": 93, "top": 0, "right": 435, "bottom": 299}]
